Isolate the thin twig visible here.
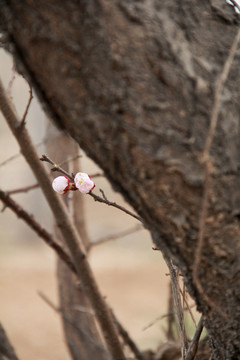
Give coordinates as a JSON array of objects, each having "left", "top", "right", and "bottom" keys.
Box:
[
  {"left": 0, "top": 78, "right": 126, "bottom": 360},
  {"left": 38, "top": 291, "right": 106, "bottom": 352},
  {"left": 0, "top": 139, "right": 48, "bottom": 168},
  {"left": 185, "top": 316, "right": 204, "bottom": 360},
  {"left": 0, "top": 189, "right": 77, "bottom": 275},
  {"left": 179, "top": 284, "right": 197, "bottom": 328},
  {"left": 89, "top": 191, "right": 141, "bottom": 221},
  {"left": 58, "top": 154, "right": 82, "bottom": 167},
  {"left": 20, "top": 86, "right": 33, "bottom": 127},
  {"left": 6, "top": 65, "right": 16, "bottom": 98},
  {"left": 112, "top": 310, "right": 144, "bottom": 360},
  {"left": 90, "top": 172, "right": 104, "bottom": 178},
  {"left": 142, "top": 303, "right": 196, "bottom": 332},
  {"left": 40, "top": 154, "right": 73, "bottom": 179},
  {"left": 193, "top": 28, "right": 240, "bottom": 317},
  {"left": 166, "top": 282, "right": 176, "bottom": 340},
  {"left": 8, "top": 183, "right": 39, "bottom": 195},
  {"left": 143, "top": 312, "right": 172, "bottom": 332},
  {"left": 0, "top": 322, "right": 20, "bottom": 360},
  {"left": 89, "top": 224, "right": 143, "bottom": 250},
  {"left": 164, "top": 255, "right": 188, "bottom": 359},
  {"left": 40, "top": 154, "right": 142, "bottom": 221}
]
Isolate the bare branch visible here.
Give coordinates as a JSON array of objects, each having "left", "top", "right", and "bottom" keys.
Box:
[
  {"left": 8, "top": 183, "right": 39, "bottom": 195},
  {"left": 163, "top": 255, "right": 188, "bottom": 358},
  {"left": 38, "top": 291, "right": 107, "bottom": 353},
  {"left": 58, "top": 153, "right": 82, "bottom": 167},
  {"left": 0, "top": 189, "right": 77, "bottom": 275},
  {"left": 89, "top": 172, "right": 104, "bottom": 178},
  {"left": 41, "top": 154, "right": 142, "bottom": 221},
  {"left": 20, "top": 86, "right": 33, "bottom": 127},
  {"left": 89, "top": 191, "right": 141, "bottom": 222},
  {"left": 6, "top": 64, "right": 16, "bottom": 98},
  {"left": 166, "top": 282, "right": 176, "bottom": 340},
  {"left": 40, "top": 154, "right": 74, "bottom": 179},
  {"left": 185, "top": 316, "right": 204, "bottom": 360},
  {"left": 193, "top": 27, "right": 240, "bottom": 317},
  {"left": 89, "top": 224, "right": 143, "bottom": 250},
  {"left": 112, "top": 309, "right": 144, "bottom": 360},
  {"left": 0, "top": 139, "right": 48, "bottom": 168},
  {"left": 0, "top": 78, "right": 126, "bottom": 360},
  {"left": 0, "top": 322, "right": 20, "bottom": 360},
  {"left": 179, "top": 284, "right": 197, "bottom": 328}
]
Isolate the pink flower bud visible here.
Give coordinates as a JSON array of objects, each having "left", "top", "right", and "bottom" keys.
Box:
[
  {"left": 74, "top": 172, "right": 95, "bottom": 194},
  {"left": 52, "top": 176, "right": 70, "bottom": 194}
]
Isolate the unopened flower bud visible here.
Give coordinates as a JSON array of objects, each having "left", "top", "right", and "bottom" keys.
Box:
[
  {"left": 74, "top": 172, "right": 95, "bottom": 194},
  {"left": 52, "top": 176, "right": 70, "bottom": 194}
]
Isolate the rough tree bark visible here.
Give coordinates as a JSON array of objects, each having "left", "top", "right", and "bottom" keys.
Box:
[{"left": 1, "top": 1, "right": 240, "bottom": 359}]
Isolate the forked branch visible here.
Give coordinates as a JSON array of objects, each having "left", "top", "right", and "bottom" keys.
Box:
[{"left": 0, "top": 77, "right": 126, "bottom": 360}]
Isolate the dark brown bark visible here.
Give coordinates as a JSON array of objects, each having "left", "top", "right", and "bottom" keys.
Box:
[{"left": 1, "top": 1, "right": 240, "bottom": 358}]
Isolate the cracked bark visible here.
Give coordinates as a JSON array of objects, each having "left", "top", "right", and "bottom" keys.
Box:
[{"left": 1, "top": 1, "right": 240, "bottom": 358}]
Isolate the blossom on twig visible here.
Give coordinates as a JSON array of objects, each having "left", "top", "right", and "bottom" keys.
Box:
[
  {"left": 52, "top": 176, "right": 70, "bottom": 194},
  {"left": 74, "top": 172, "right": 95, "bottom": 194}
]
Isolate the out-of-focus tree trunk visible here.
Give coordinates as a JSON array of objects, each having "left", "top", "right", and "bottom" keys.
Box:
[
  {"left": 46, "top": 125, "right": 110, "bottom": 360},
  {"left": 0, "top": 323, "right": 20, "bottom": 360},
  {"left": 1, "top": 1, "right": 240, "bottom": 358}
]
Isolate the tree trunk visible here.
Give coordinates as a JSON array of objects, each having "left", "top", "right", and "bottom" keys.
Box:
[{"left": 1, "top": 1, "right": 240, "bottom": 358}]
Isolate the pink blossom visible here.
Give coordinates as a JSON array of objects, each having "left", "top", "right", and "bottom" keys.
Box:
[
  {"left": 52, "top": 176, "right": 70, "bottom": 194},
  {"left": 74, "top": 172, "right": 95, "bottom": 194}
]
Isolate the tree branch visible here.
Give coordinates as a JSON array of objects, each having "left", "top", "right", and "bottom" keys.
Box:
[
  {"left": 0, "top": 189, "right": 77, "bottom": 275},
  {"left": 89, "top": 224, "right": 143, "bottom": 251},
  {"left": 0, "top": 322, "right": 20, "bottom": 360},
  {"left": 40, "top": 154, "right": 142, "bottom": 221},
  {"left": 0, "top": 77, "right": 126, "bottom": 360},
  {"left": 20, "top": 85, "right": 33, "bottom": 127},
  {"left": 185, "top": 316, "right": 204, "bottom": 360},
  {"left": 163, "top": 255, "right": 188, "bottom": 358},
  {"left": 38, "top": 291, "right": 107, "bottom": 353},
  {"left": 7, "top": 183, "right": 39, "bottom": 195}
]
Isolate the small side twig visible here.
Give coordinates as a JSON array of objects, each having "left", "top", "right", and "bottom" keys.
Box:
[
  {"left": 0, "top": 189, "right": 77, "bottom": 276},
  {"left": 40, "top": 154, "right": 73, "bottom": 179},
  {"left": 179, "top": 284, "right": 197, "bottom": 328},
  {"left": 88, "top": 224, "right": 143, "bottom": 250},
  {"left": 166, "top": 282, "right": 176, "bottom": 340},
  {"left": 185, "top": 316, "right": 204, "bottom": 360},
  {"left": 38, "top": 291, "right": 106, "bottom": 352},
  {"left": 58, "top": 154, "right": 82, "bottom": 167},
  {"left": 89, "top": 191, "right": 141, "bottom": 221},
  {"left": 40, "top": 154, "right": 142, "bottom": 221},
  {"left": 8, "top": 183, "right": 39, "bottom": 195},
  {"left": 0, "top": 139, "right": 49, "bottom": 168},
  {"left": 6, "top": 65, "right": 16, "bottom": 98},
  {"left": 142, "top": 302, "right": 196, "bottom": 332},
  {"left": 20, "top": 86, "right": 33, "bottom": 127},
  {"left": 164, "top": 255, "right": 188, "bottom": 359},
  {"left": 112, "top": 310, "right": 144, "bottom": 360}
]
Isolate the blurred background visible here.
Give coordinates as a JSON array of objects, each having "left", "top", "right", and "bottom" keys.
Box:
[{"left": 0, "top": 49, "right": 197, "bottom": 360}]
